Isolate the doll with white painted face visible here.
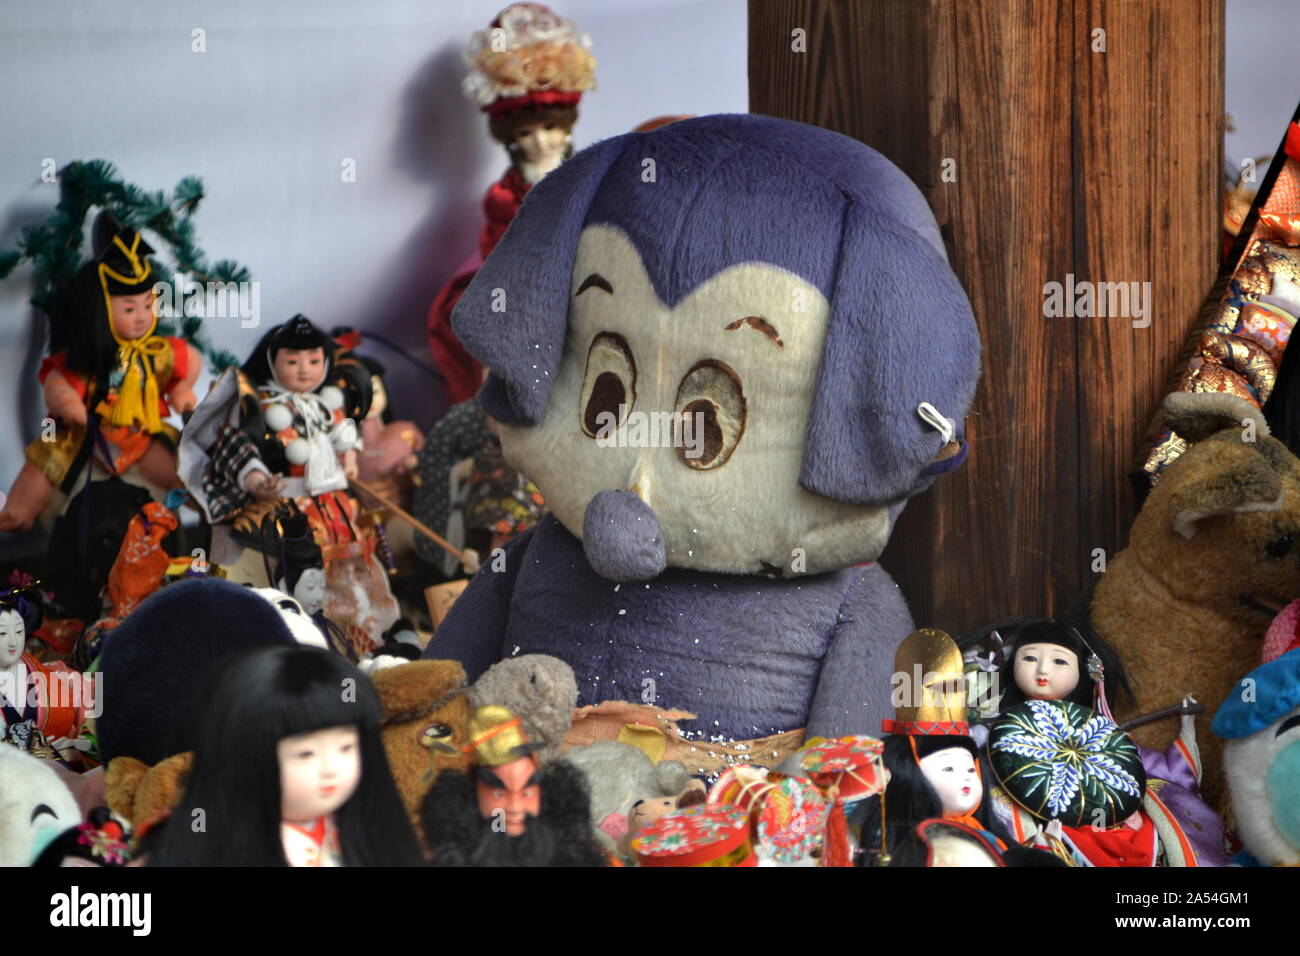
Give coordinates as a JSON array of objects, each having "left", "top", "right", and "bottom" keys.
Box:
[
  {"left": 180, "top": 316, "right": 400, "bottom": 654},
  {"left": 146, "top": 645, "right": 420, "bottom": 866},
  {"left": 0, "top": 585, "right": 88, "bottom": 763},
  {"left": 424, "top": 114, "right": 982, "bottom": 754},
  {"left": 985, "top": 619, "right": 1131, "bottom": 715},
  {"left": 428, "top": 3, "right": 597, "bottom": 407},
  {"left": 862, "top": 630, "right": 1011, "bottom": 864},
  {"left": 972, "top": 619, "right": 1228, "bottom": 866}
]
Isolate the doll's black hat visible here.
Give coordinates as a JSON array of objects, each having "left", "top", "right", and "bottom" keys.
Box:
[{"left": 95, "top": 217, "right": 156, "bottom": 296}]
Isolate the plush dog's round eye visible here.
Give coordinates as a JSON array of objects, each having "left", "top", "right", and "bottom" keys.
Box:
[
  {"left": 580, "top": 332, "right": 636, "bottom": 439},
  {"left": 674, "top": 360, "right": 746, "bottom": 470},
  {"left": 1265, "top": 534, "right": 1293, "bottom": 559}
]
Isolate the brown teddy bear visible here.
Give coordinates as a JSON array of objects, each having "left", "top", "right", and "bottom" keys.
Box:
[
  {"left": 370, "top": 659, "right": 473, "bottom": 841},
  {"left": 105, "top": 752, "right": 193, "bottom": 838},
  {"left": 1093, "top": 392, "right": 1300, "bottom": 805}
]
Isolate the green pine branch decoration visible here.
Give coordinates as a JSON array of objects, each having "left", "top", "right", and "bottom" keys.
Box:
[{"left": 0, "top": 159, "right": 250, "bottom": 372}]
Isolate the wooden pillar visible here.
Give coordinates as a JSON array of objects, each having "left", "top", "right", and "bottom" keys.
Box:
[{"left": 749, "top": 0, "right": 1223, "bottom": 634}]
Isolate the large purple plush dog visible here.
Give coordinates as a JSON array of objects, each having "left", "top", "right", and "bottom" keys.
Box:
[{"left": 424, "top": 114, "right": 981, "bottom": 743}]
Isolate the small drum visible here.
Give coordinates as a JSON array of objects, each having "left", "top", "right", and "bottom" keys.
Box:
[{"left": 631, "top": 804, "right": 756, "bottom": 867}]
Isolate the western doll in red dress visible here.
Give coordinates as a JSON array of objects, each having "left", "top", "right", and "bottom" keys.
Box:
[
  {"left": 0, "top": 223, "right": 201, "bottom": 532},
  {"left": 145, "top": 645, "right": 420, "bottom": 866},
  {"left": 427, "top": 3, "right": 596, "bottom": 406}
]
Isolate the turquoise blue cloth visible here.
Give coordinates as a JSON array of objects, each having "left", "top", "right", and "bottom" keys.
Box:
[{"left": 1213, "top": 649, "right": 1300, "bottom": 738}]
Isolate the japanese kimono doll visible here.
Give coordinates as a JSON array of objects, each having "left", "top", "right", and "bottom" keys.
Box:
[
  {"left": 178, "top": 315, "right": 398, "bottom": 654},
  {"left": 0, "top": 220, "right": 201, "bottom": 532}
]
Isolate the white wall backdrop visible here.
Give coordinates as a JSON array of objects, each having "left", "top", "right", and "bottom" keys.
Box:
[{"left": 0, "top": 0, "right": 749, "bottom": 508}]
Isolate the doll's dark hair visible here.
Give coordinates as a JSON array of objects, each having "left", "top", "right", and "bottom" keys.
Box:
[
  {"left": 857, "top": 734, "right": 1010, "bottom": 866},
  {"left": 240, "top": 315, "right": 338, "bottom": 387},
  {"left": 48, "top": 261, "right": 120, "bottom": 389},
  {"left": 148, "top": 645, "right": 420, "bottom": 866},
  {"left": 0, "top": 585, "right": 44, "bottom": 635},
  {"left": 967, "top": 617, "right": 1132, "bottom": 713}
]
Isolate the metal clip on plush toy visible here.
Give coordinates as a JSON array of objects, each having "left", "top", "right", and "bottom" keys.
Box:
[{"left": 425, "top": 114, "right": 982, "bottom": 753}]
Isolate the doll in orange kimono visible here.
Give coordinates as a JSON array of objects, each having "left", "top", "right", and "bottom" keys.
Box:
[
  {"left": 0, "top": 220, "right": 201, "bottom": 532},
  {"left": 0, "top": 585, "right": 91, "bottom": 765}
]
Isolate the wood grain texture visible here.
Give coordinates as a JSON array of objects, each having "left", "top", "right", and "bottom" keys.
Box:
[{"left": 749, "top": 0, "right": 1223, "bottom": 636}]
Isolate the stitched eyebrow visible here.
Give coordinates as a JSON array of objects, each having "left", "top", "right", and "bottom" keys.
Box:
[
  {"left": 576, "top": 273, "right": 614, "bottom": 296},
  {"left": 1277, "top": 715, "right": 1300, "bottom": 737},
  {"left": 725, "top": 315, "right": 784, "bottom": 347}
]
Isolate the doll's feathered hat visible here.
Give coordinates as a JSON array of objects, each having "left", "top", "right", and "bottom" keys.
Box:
[
  {"left": 882, "top": 629, "right": 970, "bottom": 736},
  {"left": 463, "top": 3, "right": 596, "bottom": 117}
]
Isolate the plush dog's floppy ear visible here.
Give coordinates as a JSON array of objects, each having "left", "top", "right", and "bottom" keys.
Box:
[
  {"left": 452, "top": 137, "right": 628, "bottom": 426},
  {"left": 800, "top": 200, "right": 981, "bottom": 506}
]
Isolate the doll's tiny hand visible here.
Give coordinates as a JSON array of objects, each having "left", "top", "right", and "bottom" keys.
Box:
[
  {"left": 170, "top": 388, "right": 198, "bottom": 415},
  {"left": 244, "top": 470, "right": 286, "bottom": 499},
  {"left": 343, "top": 449, "right": 359, "bottom": 481},
  {"left": 1043, "top": 818, "right": 1064, "bottom": 841},
  {"left": 461, "top": 548, "right": 481, "bottom": 575}
]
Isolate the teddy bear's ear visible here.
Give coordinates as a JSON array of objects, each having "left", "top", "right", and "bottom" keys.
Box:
[
  {"left": 800, "top": 199, "right": 982, "bottom": 507},
  {"left": 105, "top": 757, "right": 149, "bottom": 823},
  {"left": 654, "top": 759, "right": 691, "bottom": 795},
  {"left": 1163, "top": 392, "right": 1269, "bottom": 445},
  {"left": 452, "top": 136, "right": 628, "bottom": 427},
  {"left": 134, "top": 752, "right": 192, "bottom": 830},
  {"left": 373, "top": 660, "right": 468, "bottom": 724},
  {"left": 1168, "top": 447, "right": 1284, "bottom": 540}
]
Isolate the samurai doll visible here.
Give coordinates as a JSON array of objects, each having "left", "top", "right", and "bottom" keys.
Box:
[
  {"left": 0, "top": 219, "right": 202, "bottom": 532},
  {"left": 179, "top": 315, "right": 398, "bottom": 654}
]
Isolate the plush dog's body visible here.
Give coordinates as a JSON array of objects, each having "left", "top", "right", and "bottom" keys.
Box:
[
  {"left": 434, "top": 514, "right": 912, "bottom": 739},
  {"left": 425, "top": 115, "right": 979, "bottom": 745}
]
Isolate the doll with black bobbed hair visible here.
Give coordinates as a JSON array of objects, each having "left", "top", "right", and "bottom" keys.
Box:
[
  {"left": 857, "top": 629, "right": 1016, "bottom": 865},
  {"left": 981, "top": 617, "right": 1133, "bottom": 717},
  {"left": 147, "top": 644, "right": 421, "bottom": 866}
]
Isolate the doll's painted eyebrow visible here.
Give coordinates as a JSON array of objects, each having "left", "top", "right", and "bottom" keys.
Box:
[
  {"left": 1277, "top": 715, "right": 1300, "bottom": 737},
  {"left": 575, "top": 273, "right": 614, "bottom": 296},
  {"left": 725, "top": 315, "right": 784, "bottom": 347}
]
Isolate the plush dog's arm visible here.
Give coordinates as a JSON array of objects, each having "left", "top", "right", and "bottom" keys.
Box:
[
  {"left": 421, "top": 525, "right": 534, "bottom": 681},
  {"left": 806, "top": 563, "right": 915, "bottom": 740}
]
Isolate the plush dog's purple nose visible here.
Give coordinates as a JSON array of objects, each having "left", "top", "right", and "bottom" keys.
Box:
[{"left": 582, "top": 490, "right": 666, "bottom": 582}]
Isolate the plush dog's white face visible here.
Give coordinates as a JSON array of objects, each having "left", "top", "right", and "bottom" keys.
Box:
[
  {"left": 498, "top": 224, "right": 893, "bottom": 575},
  {"left": 1223, "top": 702, "right": 1300, "bottom": 866}
]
